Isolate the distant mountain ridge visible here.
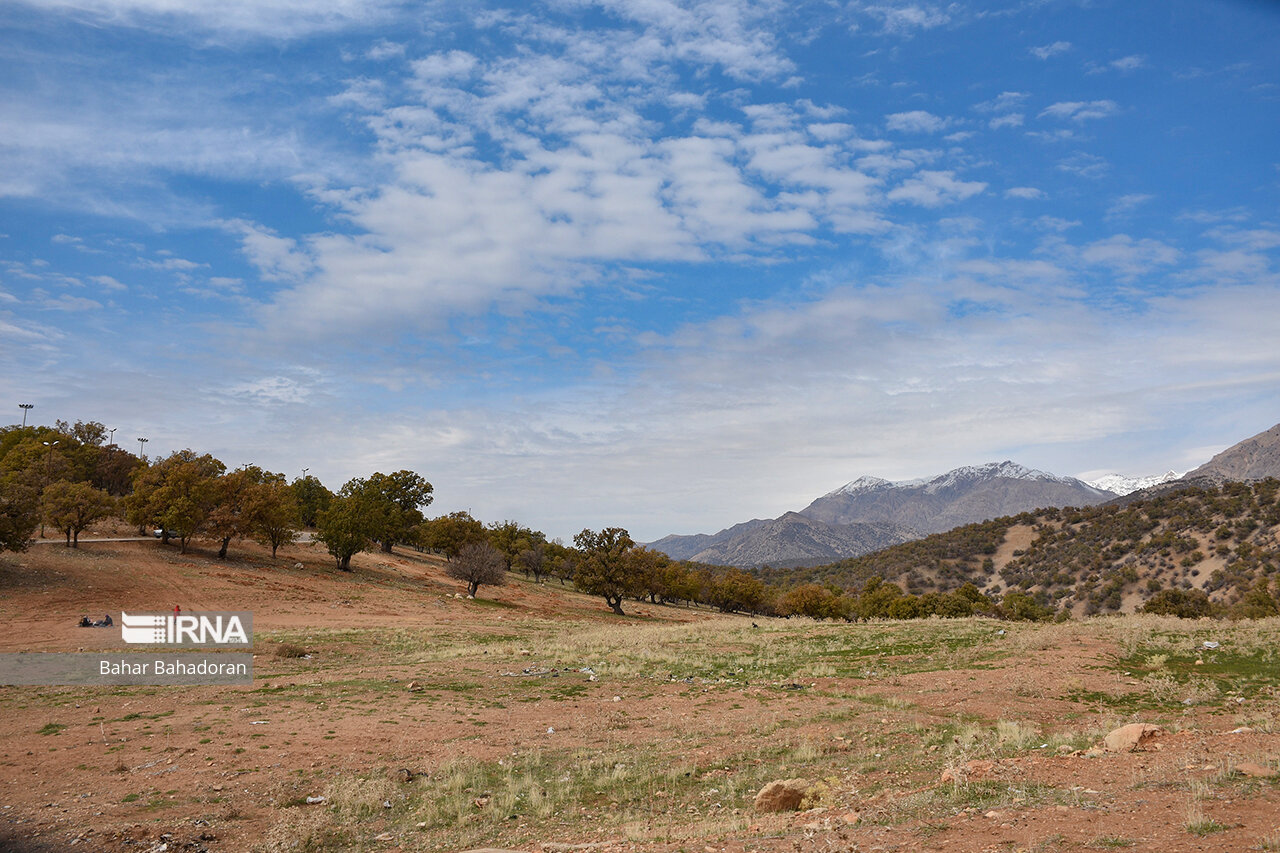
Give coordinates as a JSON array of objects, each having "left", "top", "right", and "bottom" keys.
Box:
[
  {"left": 1186, "top": 423, "right": 1280, "bottom": 483},
  {"left": 802, "top": 461, "right": 1115, "bottom": 537},
  {"left": 650, "top": 461, "right": 1117, "bottom": 568},
  {"left": 1085, "top": 471, "right": 1182, "bottom": 496},
  {"left": 670, "top": 512, "right": 919, "bottom": 569},
  {"left": 1109, "top": 422, "right": 1280, "bottom": 505}
]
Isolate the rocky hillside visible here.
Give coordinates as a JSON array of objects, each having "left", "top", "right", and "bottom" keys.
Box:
[
  {"left": 760, "top": 478, "right": 1280, "bottom": 616},
  {"left": 675, "top": 512, "right": 917, "bottom": 568},
  {"left": 1186, "top": 422, "right": 1280, "bottom": 483}
]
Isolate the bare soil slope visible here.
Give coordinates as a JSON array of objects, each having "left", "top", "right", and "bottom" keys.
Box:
[{"left": 1, "top": 531, "right": 1278, "bottom": 852}]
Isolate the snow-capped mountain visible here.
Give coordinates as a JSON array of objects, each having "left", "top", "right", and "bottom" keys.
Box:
[
  {"left": 651, "top": 461, "right": 1119, "bottom": 567},
  {"left": 804, "top": 461, "right": 1115, "bottom": 536},
  {"left": 1085, "top": 471, "right": 1182, "bottom": 496}
]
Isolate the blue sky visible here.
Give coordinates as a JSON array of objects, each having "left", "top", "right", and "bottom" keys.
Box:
[{"left": 2, "top": 0, "right": 1278, "bottom": 542}]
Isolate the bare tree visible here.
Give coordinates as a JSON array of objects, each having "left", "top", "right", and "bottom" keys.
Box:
[{"left": 446, "top": 541, "right": 507, "bottom": 597}]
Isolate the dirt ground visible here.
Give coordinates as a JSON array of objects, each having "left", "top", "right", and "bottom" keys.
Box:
[{"left": 1, "top": 529, "right": 1277, "bottom": 852}]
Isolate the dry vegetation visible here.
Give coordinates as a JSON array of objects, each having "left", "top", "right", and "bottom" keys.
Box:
[
  {"left": 764, "top": 479, "right": 1280, "bottom": 618},
  {"left": 1, "top": 530, "right": 1279, "bottom": 852}
]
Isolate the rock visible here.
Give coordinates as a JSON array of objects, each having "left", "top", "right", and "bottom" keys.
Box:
[
  {"left": 753, "top": 778, "right": 810, "bottom": 812},
  {"left": 1236, "top": 762, "right": 1277, "bottom": 778},
  {"left": 1103, "top": 723, "right": 1165, "bottom": 753},
  {"left": 940, "top": 759, "right": 996, "bottom": 784},
  {"left": 373, "top": 832, "right": 394, "bottom": 842}
]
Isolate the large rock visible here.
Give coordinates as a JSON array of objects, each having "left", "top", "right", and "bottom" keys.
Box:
[
  {"left": 1103, "top": 723, "right": 1165, "bottom": 753},
  {"left": 754, "top": 778, "right": 811, "bottom": 812}
]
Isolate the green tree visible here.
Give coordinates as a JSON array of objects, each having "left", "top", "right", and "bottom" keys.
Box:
[
  {"left": 0, "top": 482, "right": 39, "bottom": 552},
  {"left": 1231, "top": 576, "right": 1279, "bottom": 620},
  {"left": 573, "top": 527, "right": 640, "bottom": 615},
  {"left": 351, "top": 470, "right": 433, "bottom": 553},
  {"left": 246, "top": 478, "right": 301, "bottom": 558},
  {"left": 998, "top": 590, "right": 1056, "bottom": 622},
  {"left": 41, "top": 481, "right": 114, "bottom": 547},
  {"left": 486, "top": 520, "right": 546, "bottom": 568},
  {"left": 207, "top": 467, "right": 259, "bottom": 559},
  {"left": 446, "top": 541, "right": 508, "bottom": 597},
  {"left": 417, "top": 511, "right": 487, "bottom": 558},
  {"left": 1140, "top": 587, "right": 1212, "bottom": 619},
  {"left": 124, "top": 450, "right": 226, "bottom": 552},
  {"left": 316, "top": 494, "right": 377, "bottom": 570},
  {"left": 291, "top": 474, "right": 333, "bottom": 528}
]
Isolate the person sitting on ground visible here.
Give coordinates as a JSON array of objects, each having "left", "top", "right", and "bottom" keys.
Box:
[
  {"left": 78, "top": 615, "right": 92, "bottom": 628},
  {"left": 102, "top": 613, "right": 113, "bottom": 627}
]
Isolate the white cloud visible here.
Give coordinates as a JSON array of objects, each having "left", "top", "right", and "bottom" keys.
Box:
[
  {"left": 1105, "top": 193, "right": 1154, "bottom": 220},
  {"left": 225, "top": 220, "right": 315, "bottom": 283},
  {"left": 887, "top": 170, "right": 986, "bottom": 207},
  {"left": 17, "top": 0, "right": 406, "bottom": 39},
  {"left": 988, "top": 113, "right": 1024, "bottom": 130},
  {"left": 1030, "top": 41, "right": 1071, "bottom": 60},
  {"left": 885, "top": 110, "right": 950, "bottom": 133},
  {"left": 975, "top": 91, "right": 1028, "bottom": 113},
  {"left": 1039, "top": 100, "right": 1120, "bottom": 122},
  {"left": 366, "top": 40, "right": 406, "bottom": 61},
  {"left": 1005, "top": 186, "right": 1045, "bottom": 200},
  {"left": 858, "top": 3, "right": 952, "bottom": 34},
  {"left": 1056, "top": 152, "right": 1109, "bottom": 179},
  {"left": 1079, "top": 234, "right": 1180, "bottom": 280}
]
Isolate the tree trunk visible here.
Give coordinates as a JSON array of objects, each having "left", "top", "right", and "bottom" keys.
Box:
[
  {"left": 381, "top": 540, "right": 393, "bottom": 553},
  {"left": 468, "top": 580, "right": 480, "bottom": 597},
  {"left": 339, "top": 553, "right": 352, "bottom": 571},
  {"left": 72, "top": 529, "right": 79, "bottom": 548},
  {"left": 218, "top": 537, "right": 231, "bottom": 559},
  {"left": 607, "top": 594, "right": 625, "bottom": 615},
  {"left": 64, "top": 529, "right": 71, "bottom": 547}
]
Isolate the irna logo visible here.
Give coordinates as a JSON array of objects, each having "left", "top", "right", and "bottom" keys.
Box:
[{"left": 121, "top": 612, "right": 253, "bottom": 647}]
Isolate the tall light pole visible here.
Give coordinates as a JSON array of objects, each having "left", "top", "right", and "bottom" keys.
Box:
[
  {"left": 19, "top": 403, "right": 33, "bottom": 427},
  {"left": 137, "top": 437, "right": 148, "bottom": 461},
  {"left": 40, "top": 439, "right": 59, "bottom": 538},
  {"left": 108, "top": 427, "right": 116, "bottom": 447}
]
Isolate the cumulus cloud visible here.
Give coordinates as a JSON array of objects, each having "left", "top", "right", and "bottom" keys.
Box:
[
  {"left": 887, "top": 170, "right": 986, "bottom": 207},
  {"left": 1005, "top": 186, "right": 1045, "bottom": 200},
  {"left": 885, "top": 110, "right": 950, "bottom": 133},
  {"left": 1039, "top": 100, "right": 1120, "bottom": 122},
  {"left": 1030, "top": 41, "right": 1071, "bottom": 60}
]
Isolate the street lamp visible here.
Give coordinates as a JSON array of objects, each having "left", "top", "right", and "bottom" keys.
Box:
[
  {"left": 40, "top": 440, "right": 59, "bottom": 538},
  {"left": 18, "top": 403, "right": 33, "bottom": 427},
  {"left": 108, "top": 427, "right": 116, "bottom": 446},
  {"left": 137, "top": 437, "right": 148, "bottom": 461}
]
